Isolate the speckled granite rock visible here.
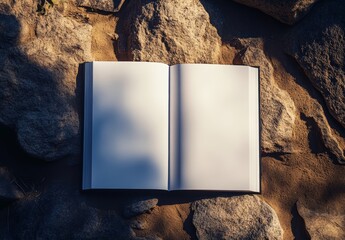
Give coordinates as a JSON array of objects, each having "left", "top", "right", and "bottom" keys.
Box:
[
  {"left": 0, "top": 1, "right": 92, "bottom": 160},
  {"left": 192, "top": 196, "right": 283, "bottom": 240},
  {"left": 117, "top": 0, "right": 222, "bottom": 64},
  {"left": 123, "top": 198, "right": 158, "bottom": 218},
  {"left": 286, "top": 0, "right": 345, "bottom": 132}
]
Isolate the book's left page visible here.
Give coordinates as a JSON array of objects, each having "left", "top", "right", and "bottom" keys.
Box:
[{"left": 83, "top": 62, "right": 169, "bottom": 190}]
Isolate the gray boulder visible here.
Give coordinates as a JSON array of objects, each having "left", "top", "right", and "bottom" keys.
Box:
[
  {"left": 286, "top": 0, "right": 345, "bottom": 132},
  {"left": 192, "top": 195, "right": 283, "bottom": 240},
  {"left": 123, "top": 198, "right": 158, "bottom": 218},
  {"left": 131, "top": 219, "right": 148, "bottom": 230},
  {"left": 117, "top": 0, "right": 222, "bottom": 65},
  {"left": 0, "top": 1, "right": 92, "bottom": 160}
]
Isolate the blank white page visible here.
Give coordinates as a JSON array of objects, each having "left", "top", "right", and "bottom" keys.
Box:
[
  {"left": 170, "top": 64, "right": 259, "bottom": 191},
  {"left": 89, "top": 62, "right": 169, "bottom": 190}
]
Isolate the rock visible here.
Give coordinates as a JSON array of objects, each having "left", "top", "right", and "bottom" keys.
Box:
[
  {"left": 0, "top": 1, "right": 92, "bottom": 160},
  {"left": 301, "top": 102, "right": 345, "bottom": 164},
  {"left": 16, "top": 110, "right": 80, "bottom": 160},
  {"left": 285, "top": 0, "right": 345, "bottom": 131},
  {"left": 235, "top": 44, "right": 296, "bottom": 153},
  {"left": 117, "top": 0, "right": 222, "bottom": 65},
  {"left": 131, "top": 219, "right": 148, "bottom": 230},
  {"left": 77, "top": 0, "right": 126, "bottom": 12},
  {"left": 123, "top": 198, "right": 158, "bottom": 218},
  {"left": 2, "top": 183, "right": 133, "bottom": 239},
  {"left": 0, "top": 168, "right": 24, "bottom": 201},
  {"left": 297, "top": 202, "right": 345, "bottom": 239},
  {"left": 192, "top": 195, "right": 283, "bottom": 240},
  {"left": 232, "top": 0, "right": 319, "bottom": 25}
]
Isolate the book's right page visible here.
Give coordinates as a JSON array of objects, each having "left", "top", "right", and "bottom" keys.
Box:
[{"left": 169, "top": 64, "right": 259, "bottom": 192}]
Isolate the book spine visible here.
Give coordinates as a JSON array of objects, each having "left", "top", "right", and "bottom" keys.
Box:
[{"left": 82, "top": 62, "right": 93, "bottom": 190}]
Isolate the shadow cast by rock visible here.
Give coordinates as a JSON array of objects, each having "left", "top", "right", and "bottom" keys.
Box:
[
  {"left": 0, "top": 13, "right": 81, "bottom": 161},
  {"left": 199, "top": 0, "right": 288, "bottom": 42}
]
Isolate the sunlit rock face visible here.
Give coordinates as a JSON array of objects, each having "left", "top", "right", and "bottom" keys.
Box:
[
  {"left": 116, "top": 0, "right": 222, "bottom": 65},
  {"left": 297, "top": 201, "right": 345, "bottom": 239},
  {"left": 235, "top": 44, "right": 296, "bottom": 153},
  {"left": 192, "top": 196, "right": 283, "bottom": 240}
]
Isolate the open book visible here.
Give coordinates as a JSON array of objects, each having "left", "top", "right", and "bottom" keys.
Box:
[{"left": 83, "top": 62, "right": 260, "bottom": 192}]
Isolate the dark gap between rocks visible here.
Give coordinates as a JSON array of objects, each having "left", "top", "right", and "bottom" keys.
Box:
[
  {"left": 300, "top": 113, "right": 328, "bottom": 154},
  {"left": 199, "top": 0, "right": 288, "bottom": 42},
  {"left": 291, "top": 203, "right": 311, "bottom": 240},
  {"left": 183, "top": 205, "right": 198, "bottom": 240}
]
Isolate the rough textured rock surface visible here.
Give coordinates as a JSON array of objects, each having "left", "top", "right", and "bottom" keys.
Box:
[
  {"left": 286, "top": 0, "right": 345, "bottom": 132},
  {"left": 297, "top": 202, "right": 345, "bottom": 239},
  {"left": 192, "top": 196, "right": 283, "bottom": 240},
  {"left": 2, "top": 183, "right": 134, "bottom": 239},
  {"left": 131, "top": 219, "right": 148, "bottom": 230},
  {"left": 0, "top": 168, "right": 24, "bottom": 201},
  {"left": 0, "top": 1, "right": 92, "bottom": 160},
  {"left": 233, "top": 0, "right": 319, "bottom": 25},
  {"left": 78, "top": 0, "right": 126, "bottom": 12},
  {"left": 301, "top": 102, "right": 345, "bottom": 164},
  {"left": 123, "top": 198, "right": 158, "bottom": 218},
  {"left": 235, "top": 44, "right": 296, "bottom": 153},
  {"left": 117, "top": 0, "right": 222, "bottom": 64}
]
